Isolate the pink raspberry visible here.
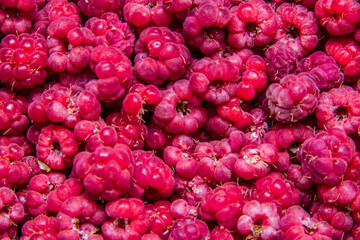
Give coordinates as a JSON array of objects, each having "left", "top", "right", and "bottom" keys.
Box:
[
  {"left": 0, "top": 33, "right": 48, "bottom": 89},
  {"left": 264, "top": 73, "right": 319, "bottom": 123},
  {"left": 0, "top": 88, "right": 29, "bottom": 135},
  {"left": 315, "top": 0, "right": 360, "bottom": 36},
  {"left": 28, "top": 84, "right": 101, "bottom": 128},
  {"left": 72, "top": 144, "right": 133, "bottom": 201},
  {"left": 36, "top": 125, "right": 79, "bottom": 170},
  {"left": 265, "top": 42, "right": 299, "bottom": 83},
  {"left": 0, "top": 8, "right": 32, "bottom": 35},
  {"left": 129, "top": 150, "right": 175, "bottom": 201},
  {"left": 216, "top": 97, "right": 253, "bottom": 129},
  {"left": 298, "top": 128, "right": 355, "bottom": 185},
  {"left": 318, "top": 180, "right": 358, "bottom": 206},
  {"left": 274, "top": 3, "right": 320, "bottom": 58},
  {"left": 235, "top": 143, "right": 278, "bottom": 180},
  {"left": 315, "top": 85, "right": 360, "bottom": 135},
  {"left": 237, "top": 200, "right": 280, "bottom": 240},
  {"left": 164, "top": 145, "right": 199, "bottom": 179},
  {"left": 325, "top": 36, "right": 360, "bottom": 82},
  {"left": 251, "top": 172, "right": 301, "bottom": 209},
  {"left": 227, "top": 0, "right": 278, "bottom": 49},
  {"left": 85, "top": 13, "right": 135, "bottom": 56},
  {"left": 199, "top": 182, "right": 248, "bottom": 230},
  {"left": 298, "top": 51, "right": 344, "bottom": 90},
  {"left": 134, "top": 27, "right": 191, "bottom": 85},
  {"left": 210, "top": 227, "right": 234, "bottom": 240},
  {"left": 102, "top": 198, "right": 150, "bottom": 239},
  {"left": 280, "top": 205, "right": 333, "bottom": 240}
]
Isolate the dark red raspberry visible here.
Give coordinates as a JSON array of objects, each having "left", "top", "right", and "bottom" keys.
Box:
[
  {"left": 72, "top": 144, "right": 133, "bottom": 201},
  {"left": 264, "top": 73, "right": 319, "bottom": 123},
  {"left": 227, "top": 0, "right": 278, "bottom": 49},
  {"left": 315, "top": 85, "right": 360, "bottom": 135},
  {"left": 315, "top": 0, "right": 360, "bottom": 36},
  {"left": 0, "top": 33, "right": 48, "bottom": 89},
  {"left": 274, "top": 3, "right": 320, "bottom": 58}
]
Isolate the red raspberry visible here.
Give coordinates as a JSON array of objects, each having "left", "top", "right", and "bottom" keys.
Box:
[
  {"left": 227, "top": 0, "right": 278, "bottom": 49},
  {"left": 28, "top": 84, "right": 101, "bottom": 128},
  {"left": 36, "top": 125, "right": 79, "bottom": 170},
  {"left": 235, "top": 143, "right": 278, "bottom": 180},
  {"left": 145, "top": 200, "right": 173, "bottom": 237},
  {"left": 0, "top": 8, "right": 32, "bottom": 35},
  {"left": 129, "top": 150, "right": 175, "bottom": 201},
  {"left": 275, "top": 3, "right": 320, "bottom": 58},
  {"left": 103, "top": 198, "right": 150, "bottom": 239},
  {"left": 199, "top": 182, "right": 248, "bottom": 230},
  {"left": 264, "top": 73, "right": 319, "bottom": 123},
  {"left": 325, "top": 36, "right": 360, "bottom": 82},
  {"left": 280, "top": 205, "right": 333, "bottom": 240},
  {"left": 21, "top": 215, "right": 57, "bottom": 239},
  {"left": 315, "top": 0, "right": 360, "bottom": 36},
  {"left": 169, "top": 217, "right": 210, "bottom": 240},
  {"left": 316, "top": 86, "right": 360, "bottom": 135},
  {"left": 123, "top": 0, "right": 173, "bottom": 28},
  {"left": 72, "top": 144, "right": 133, "bottom": 201},
  {"left": 319, "top": 180, "right": 358, "bottom": 205},
  {"left": 153, "top": 80, "right": 207, "bottom": 135},
  {"left": 85, "top": 13, "right": 135, "bottom": 57},
  {"left": 134, "top": 27, "right": 191, "bottom": 85},
  {"left": 79, "top": 0, "right": 123, "bottom": 17},
  {"left": 0, "top": 33, "right": 48, "bottom": 89},
  {"left": 0, "top": 88, "right": 29, "bottom": 135}
]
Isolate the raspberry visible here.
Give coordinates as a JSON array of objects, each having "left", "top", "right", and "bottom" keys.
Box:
[
  {"left": 210, "top": 227, "right": 234, "bottom": 240},
  {"left": 237, "top": 200, "right": 280, "bottom": 240},
  {"left": 251, "top": 172, "right": 301, "bottom": 209},
  {"left": 36, "top": 125, "right": 79, "bottom": 170},
  {"left": 315, "top": 0, "right": 360, "bottom": 36},
  {"left": 265, "top": 42, "right": 299, "bottom": 83},
  {"left": 280, "top": 205, "right": 333, "bottom": 239},
  {"left": 134, "top": 27, "right": 191, "bottom": 85},
  {"left": 264, "top": 73, "right": 319, "bottom": 123},
  {"left": 0, "top": 8, "right": 32, "bottom": 35},
  {"left": 0, "top": 33, "right": 48, "bottom": 89},
  {"left": 21, "top": 215, "right": 57, "bottom": 239},
  {"left": 123, "top": 1, "right": 173, "bottom": 28},
  {"left": 235, "top": 143, "right": 278, "bottom": 180},
  {"left": 145, "top": 200, "right": 173, "bottom": 237},
  {"left": 227, "top": 0, "right": 278, "bottom": 49},
  {"left": 315, "top": 86, "right": 360, "bottom": 135},
  {"left": 28, "top": 85, "right": 101, "bottom": 128},
  {"left": 72, "top": 144, "right": 133, "bottom": 200},
  {"left": 85, "top": 13, "right": 135, "bottom": 56},
  {"left": 78, "top": 0, "right": 123, "bottom": 17},
  {"left": 0, "top": 88, "right": 29, "bottom": 135},
  {"left": 274, "top": 3, "right": 320, "bottom": 58},
  {"left": 199, "top": 182, "right": 248, "bottom": 229},
  {"left": 103, "top": 198, "right": 150, "bottom": 239},
  {"left": 298, "top": 128, "right": 355, "bottom": 185},
  {"left": 153, "top": 80, "right": 207, "bottom": 134},
  {"left": 164, "top": 145, "right": 199, "bottom": 179},
  {"left": 319, "top": 180, "right": 358, "bottom": 205},
  {"left": 168, "top": 217, "right": 210, "bottom": 240},
  {"left": 325, "top": 36, "right": 360, "bottom": 82},
  {"left": 129, "top": 150, "right": 175, "bottom": 201}
]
